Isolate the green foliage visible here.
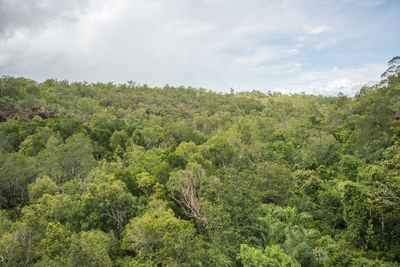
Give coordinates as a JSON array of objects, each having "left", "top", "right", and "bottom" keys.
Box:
[
  {"left": 122, "top": 200, "right": 202, "bottom": 266},
  {"left": 255, "top": 161, "right": 293, "bottom": 204},
  {"left": 340, "top": 155, "right": 362, "bottom": 181},
  {"left": 0, "top": 221, "right": 32, "bottom": 266},
  {"left": 316, "top": 189, "right": 345, "bottom": 229},
  {"left": 202, "top": 137, "right": 236, "bottom": 168},
  {"left": 167, "top": 163, "right": 208, "bottom": 231},
  {"left": 47, "top": 118, "right": 83, "bottom": 141},
  {"left": 21, "top": 193, "right": 81, "bottom": 233},
  {"left": 343, "top": 182, "right": 371, "bottom": 248},
  {"left": 114, "top": 168, "right": 140, "bottom": 196},
  {"left": 69, "top": 230, "right": 112, "bottom": 267},
  {"left": 81, "top": 180, "right": 137, "bottom": 237},
  {"left": 0, "top": 152, "right": 38, "bottom": 209},
  {"left": 238, "top": 244, "right": 300, "bottom": 267},
  {"left": 37, "top": 222, "right": 71, "bottom": 266},
  {"left": 29, "top": 176, "right": 58, "bottom": 203},
  {"left": 41, "top": 133, "right": 96, "bottom": 184},
  {"left": 0, "top": 117, "right": 45, "bottom": 153},
  {"left": 90, "top": 111, "right": 124, "bottom": 133},
  {"left": 1, "top": 70, "right": 400, "bottom": 265}
]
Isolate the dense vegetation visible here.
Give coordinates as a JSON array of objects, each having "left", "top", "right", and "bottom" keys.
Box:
[{"left": 0, "top": 57, "right": 399, "bottom": 266}]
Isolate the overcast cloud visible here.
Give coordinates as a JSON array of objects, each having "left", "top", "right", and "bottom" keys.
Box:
[{"left": 0, "top": 0, "right": 399, "bottom": 95}]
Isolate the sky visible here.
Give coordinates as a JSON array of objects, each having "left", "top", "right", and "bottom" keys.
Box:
[{"left": 0, "top": 0, "right": 399, "bottom": 95}]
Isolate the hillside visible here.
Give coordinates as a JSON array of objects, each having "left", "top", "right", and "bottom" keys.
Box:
[{"left": 0, "top": 64, "right": 399, "bottom": 266}]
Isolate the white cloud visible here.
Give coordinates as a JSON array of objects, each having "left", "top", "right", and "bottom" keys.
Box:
[
  {"left": 303, "top": 24, "right": 332, "bottom": 35},
  {"left": 341, "top": 0, "right": 386, "bottom": 7},
  {"left": 289, "top": 64, "right": 386, "bottom": 95},
  {"left": 0, "top": 0, "right": 396, "bottom": 95},
  {"left": 233, "top": 46, "right": 299, "bottom": 68},
  {"left": 315, "top": 39, "right": 338, "bottom": 50},
  {"left": 0, "top": 0, "right": 94, "bottom": 38},
  {"left": 0, "top": 0, "right": 310, "bottom": 86}
]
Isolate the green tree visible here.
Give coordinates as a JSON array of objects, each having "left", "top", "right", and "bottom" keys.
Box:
[
  {"left": 29, "top": 176, "right": 58, "bottom": 203},
  {"left": 255, "top": 162, "right": 293, "bottom": 204},
  {"left": 81, "top": 180, "right": 136, "bottom": 238},
  {"left": 340, "top": 155, "right": 362, "bottom": 181},
  {"left": 36, "top": 222, "right": 71, "bottom": 266},
  {"left": 122, "top": 200, "right": 202, "bottom": 266},
  {"left": 42, "top": 133, "right": 96, "bottom": 185},
  {"left": 238, "top": 244, "right": 300, "bottom": 267},
  {"left": 0, "top": 153, "right": 38, "bottom": 209},
  {"left": 167, "top": 163, "right": 209, "bottom": 232},
  {"left": 69, "top": 230, "right": 112, "bottom": 267}
]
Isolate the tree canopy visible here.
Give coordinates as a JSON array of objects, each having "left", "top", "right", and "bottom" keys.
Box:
[{"left": 0, "top": 57, "right": 399, "bottom": 266}]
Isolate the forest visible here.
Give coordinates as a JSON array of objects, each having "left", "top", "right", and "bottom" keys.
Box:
[{"left": 0, "top": 57, "right": 399, "bottom": 266}]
